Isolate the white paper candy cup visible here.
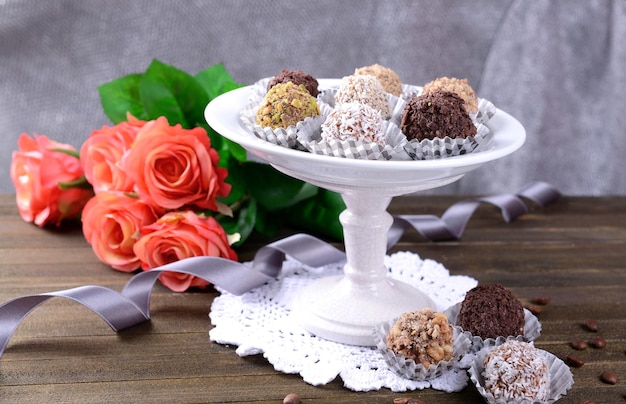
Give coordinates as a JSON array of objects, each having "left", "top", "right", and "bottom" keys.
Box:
[
  {"left": 402, "top": 123, "right": 493, "bottom": 160},
  {"left": 239, "top": 99, "right": 324, "bottom": 150},
  {"left": 298, "top": 118, "right": 410, "bottom": 160},
  {"left": 444, "top": 303, "right": 542, "bottom": 353},
  {"left": 375, "top": 321, "right": 472, "bottom": 381},
  {"left": 469, "top": 343, "right": 574, "bottom": 404}
]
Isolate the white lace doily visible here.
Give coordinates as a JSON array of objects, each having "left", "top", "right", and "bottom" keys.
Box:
[{"left": 209, "top": 251, "right": 478, "bottom": 392}]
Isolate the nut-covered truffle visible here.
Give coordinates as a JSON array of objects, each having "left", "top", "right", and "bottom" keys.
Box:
[
  {"left": 400, "top": 91, "right": 476, "bottom": 142},
  {"left": 256, "top": 82, "right": 320, "bottom": 129},
  {"left": 456, "top": 283, "right": 525, "bottom": 339},
  {"left": 386, "top": 308, "right": 454, "bottom": 368},
  {"left": 335, "top": 74, "right": 391, "bottom": 119},
  {"left": 321, "top": 102, "right": 386, "bottom": 144},
  {"left": 354, "top": 64, "right": 402, "bottom": 96},
  {"left": 482, "top": 340, "right": 550, "bottom": 401},
  {"left": 267, "top": 69, "right": 319, "bottom": 97},
  {"left": 422, "top": 77, "right": 478, "bottom": 113}
]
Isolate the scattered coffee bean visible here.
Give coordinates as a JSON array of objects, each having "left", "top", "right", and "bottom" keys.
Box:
[
  {"left": 600, "top": 370, "right": 618, "bottom": 385},
  {"left": 585, "top": 319, "right": 599, "bottom": 332},
  {"left": 532, "top": 296, "right": 551, "bottom": 305},
  {"left": 570, "top": 339, "right": 588, "bottom": 350},
  {"left": 589, "top": 336, "right": 607, "bottom": 349},
  {"left": 566, "top": 354, "right": 585, "bottom": 368},
  {"left": 283, "top": 393, "right": 301, "bottom": 404},
  {"left": 393, "top": 398, "right": 426, "bottom": 404},
  {"left": 525, "top": 304, "right": 542, "bottom": 316}
]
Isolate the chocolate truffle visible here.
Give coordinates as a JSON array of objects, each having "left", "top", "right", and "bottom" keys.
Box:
[
  {"left": 386, "top": 308, "right": 454, "bottom": 368},
  {"left": 456, "top": 283, "right": 525, "bottom": 339},
  {"left": 483, "top": 340, "right": 550, "bottom": 401},
  {"left": 321, "top": 102, "right": 386, "bottom": 144},
  {"left": 267, "top": 69, "right": 320, "bottom": 97},
  {"left": 256, "top": 82, "right": 320, "bottom": 129},
  {"left": 400, "top": 91, "right": 476, "bottom": 142},
  {"left": 422, "top": 77, "right": 478, "bottom": 113},
  {"left": 335, "top": 74, "right": 391, "bottom": 119},
  {"left": 354, "top": 64, "right": 403, "bottom": 96}
]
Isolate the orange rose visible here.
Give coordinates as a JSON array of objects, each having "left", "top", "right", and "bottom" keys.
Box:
[
  {"left": 133, "top": 210, "right": 238, "bottom": 292},
  {"left": 122, "top": 117, "right": 231, "bottom": 211},
  {"left": 10, "top": 133, "right": 93, "bottom": 227},
  {"left": 82, "top": 192, "right": 159, "bottom": 272},
  {"left": 80, "top": 116, "right": 146, "bottom": 193}
]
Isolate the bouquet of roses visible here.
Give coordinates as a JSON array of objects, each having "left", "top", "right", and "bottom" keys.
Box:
[{"left": 10, "top": 60, "right": 345, "bottom": 292}]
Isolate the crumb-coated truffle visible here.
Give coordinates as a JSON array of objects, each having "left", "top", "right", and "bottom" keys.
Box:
[
  {"left": 256, "top": 82, "right": 320, "bottom": 129},
  {"left": 354, "top": 64, "right": 402, "bottom": 96},
  {"left": 400, "top": 91, "right": 476, "bottom": 142},
  {"left": 267, "top": 69, "right": 319, "bottom": 97},
  {"left": 456, "top": 283, "right": 525, "bottom": 339},
  {"left": 483, "top": 340, "right": 550, "bottom": 401},
  {"left": 321, "top": 102, "right": 386, "bottom": 144},
  {"left": 422, "top": 77, "right": 478, "bottom": 113},
  {"left": 386, "top": 308, "right": 454, "bottom": 368},
  {"left": 335, "top": 74, "right": 391, "bottom": 119}
]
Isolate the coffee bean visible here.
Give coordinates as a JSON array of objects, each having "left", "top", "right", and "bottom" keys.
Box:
[
  {"left": 570, "top": 339, "right": 588, "bottom": 350},
  {"left": 600, "top": 370, "right": 618, "bottom": 385},
  {"left": 589, "top": 336, "right": 606, "bottom": 349},
  {"left": 532, "top": 296, "right": 551, "bottom": 305},
  {"left": 566, "top": 354, "right": 585, "bottom": 368},
  {"left": 585, "top": 319, "right": 599, "bottom": 332},
  {"left": 393, "top": 399, "right": 426, "bottom": 404},
  {"left": 526, "top": 304, "right": 542, "bottom": 315},
  {"left": 283, "top": 393, "right": 301, "bottom": 404}
]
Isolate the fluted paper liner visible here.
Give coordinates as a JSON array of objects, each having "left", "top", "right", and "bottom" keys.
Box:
[
  {"left": 468, "top": 343, "right": 574, "bottom": 403},
  {"left": 298, "top": 117, "right": 410, "bottom": 160},
  {"left": 444, "top": 303, "right": 541, "bottom": 353},
  {"left": 239, "top": 99, "right": 325, "bottom": 150},
  {"left": 375, "top": 321, "right": 472, "bottom": 381}
]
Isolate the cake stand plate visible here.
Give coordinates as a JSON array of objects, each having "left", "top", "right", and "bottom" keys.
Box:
[{"left": 205, "top": 79, "right": 525, "bottom": 346}]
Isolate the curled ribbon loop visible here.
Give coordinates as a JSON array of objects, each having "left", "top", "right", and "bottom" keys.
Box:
[{"left": 0, "top": 182, "right": 559, "bottom": 359}]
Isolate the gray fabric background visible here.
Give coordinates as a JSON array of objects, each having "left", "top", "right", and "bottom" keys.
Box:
[{"left": 1, "top": 0, "right": 624, "bottom": 195}]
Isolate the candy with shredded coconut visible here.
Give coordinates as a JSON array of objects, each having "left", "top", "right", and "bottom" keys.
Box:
[
  {"left": 354, "top": 64, "right": 403, "bottom": 96},
  {"left": 335, "top": 74, "right": 391, "bottom": 119},
  {"left": 482, "top": 340, "right": 550, "bottom": 401},
  {"left": 422, "top": 77, "right": 479, "bottom": 113},
  {"left": 321, "top": 102, "right": 386, "bottom": 144}
]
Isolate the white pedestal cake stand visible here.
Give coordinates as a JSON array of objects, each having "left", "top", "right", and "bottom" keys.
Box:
[{"left": 205, "top": 79, "right": 526, "bottom": 346}]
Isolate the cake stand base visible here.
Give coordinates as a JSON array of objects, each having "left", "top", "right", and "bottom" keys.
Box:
[{"left": 292, "top": 273, "right": 435, "bottom": 346}]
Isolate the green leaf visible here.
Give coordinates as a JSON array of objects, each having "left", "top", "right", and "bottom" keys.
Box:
[
  {"left": 285, "top": 189, "right": 345, "bottom": 241},
  {"left": 139, "top": 59, "right": 209, "bottom": 128},
  {"left": 254, "top": 205, "right": 284, "bottom": 236},
  {"left": 219, "top": 198, "right": 257, "bottom": 247},
  {"left": 242, "top": 162, "right": 318, "bottom": 211},
  {"left": 98, "top": 73, "right": 145, "bottom": 123},
  {"left": 195, "top": 63, "right": 242, "bottom": 101}
]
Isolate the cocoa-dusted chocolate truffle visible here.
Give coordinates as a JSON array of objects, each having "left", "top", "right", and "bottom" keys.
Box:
[
  {"left": 354, "top": 64, "right": 402, "bottom": 96},
  {"left": 386, "top": 308, "right": 454, "bottom": 368},
  {"left": 267, "top": 69, "right": 319, "bottom": 97},
  {"left": 335, "top": 74, "right": 391, "bottom": 119},
  {"left": 482, "top": 340, "right": 550, "bottom": 401},
  {"left": 321, "top": 102, "right": 386, "bottom": 144},
  {"left": 400, "top": 91, "right": 476, "bottom": 142},
  {"left": 256, "top": 82, "right": 320, "bottom": 129},
  {"left": 422, "top": 76, "right": 478, "bottom": 113},
  {"left": 456, "top": 283, "right": 525, "bottom": 339}
]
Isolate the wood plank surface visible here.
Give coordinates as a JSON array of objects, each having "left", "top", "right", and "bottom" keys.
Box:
[{"left": 0, "top": 194, "right": 624, "bottom": 403}]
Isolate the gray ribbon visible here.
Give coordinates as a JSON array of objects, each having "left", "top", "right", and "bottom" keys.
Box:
[{"left": 0, "top": 182, "right": 559, "bottom": 359}]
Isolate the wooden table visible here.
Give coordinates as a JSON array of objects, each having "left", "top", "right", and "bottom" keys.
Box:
[{"left": 0, "top": 193, "right": 624, "bottom": 403}]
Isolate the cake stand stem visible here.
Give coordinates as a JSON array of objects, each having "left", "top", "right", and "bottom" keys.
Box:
[{"left": 292, "top": 190, "right": 435, "bottom": 346}]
